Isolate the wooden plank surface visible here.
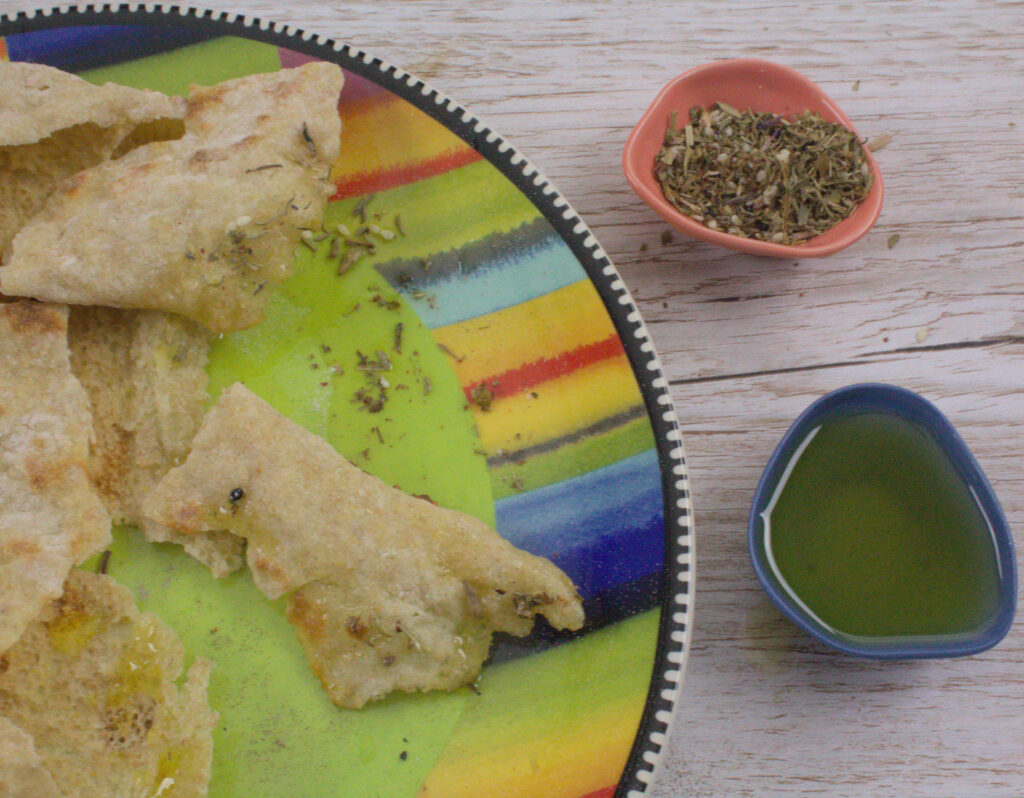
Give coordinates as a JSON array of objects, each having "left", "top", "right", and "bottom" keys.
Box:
[{"left": 2, "top": 1, "right": 1022, "bottom": 795}]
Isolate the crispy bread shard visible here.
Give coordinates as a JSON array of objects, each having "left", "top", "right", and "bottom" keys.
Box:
[
  {"left": 0, "top": 61, "right": 182, "bottom": 148},
  {"left": 0, "top": 61, "right": 184, "bottom": 255},
  {"left": 0, "top": 301, "right": 110, "bottom": 654},
  {"left": 68, "top": 307, "right": 243, "bottom": 576},
  {"left": 144, "top": 383, "right": 584, "bottom": 708},
  {"left": 0, "top": 717, "right": 59, "bottom": 798},
  {"left": 1, "top": 63, "right": 344, "bottom": 331},
  {"left": 0, "top": 570, "right": 216, "bottom": 797}
]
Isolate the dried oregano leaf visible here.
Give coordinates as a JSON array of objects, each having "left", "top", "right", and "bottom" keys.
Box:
[{"left": 654, "top": 103, "right": 873, "bottom": 245}]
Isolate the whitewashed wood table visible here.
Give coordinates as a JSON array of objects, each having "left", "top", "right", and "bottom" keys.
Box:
[{"left": 3, "top": 1, "right": 1022, "bottom": 794}]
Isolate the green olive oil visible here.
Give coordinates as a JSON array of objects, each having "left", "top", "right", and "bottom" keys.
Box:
[{"left": 763, "top": 411, "right": 1002, "bottom": 638}]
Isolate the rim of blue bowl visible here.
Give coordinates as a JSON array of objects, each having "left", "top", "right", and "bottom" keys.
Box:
[{"left": 748, "top": 382, "right": 1017, "bottom": 659}]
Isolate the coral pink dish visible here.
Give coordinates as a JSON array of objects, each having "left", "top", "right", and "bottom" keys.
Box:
[{"left": 623, "top": 59, "right": 884, "bottom": 258}]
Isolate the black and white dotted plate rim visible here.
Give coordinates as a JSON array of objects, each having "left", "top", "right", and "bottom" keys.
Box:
[{"left": 0, "top": 5, "right": 695, "bottom": 795}]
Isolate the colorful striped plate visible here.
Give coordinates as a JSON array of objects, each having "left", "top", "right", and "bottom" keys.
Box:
[{"left": 0, "top": 7, "right": 693, "bottom": 797}]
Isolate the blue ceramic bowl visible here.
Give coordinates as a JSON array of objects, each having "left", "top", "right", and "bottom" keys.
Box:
[{"left": 749, "top": 383, "right": 1017, "bottom": 658}]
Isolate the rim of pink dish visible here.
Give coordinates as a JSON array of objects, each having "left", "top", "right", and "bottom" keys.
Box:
[{"left": 623, "top": 58, "right": 884, "bottom": 258}]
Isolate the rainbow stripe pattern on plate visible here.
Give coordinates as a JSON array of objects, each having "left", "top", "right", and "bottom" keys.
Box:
[{"left": 2, "top": 25, "right": 667, "bottom": 798}]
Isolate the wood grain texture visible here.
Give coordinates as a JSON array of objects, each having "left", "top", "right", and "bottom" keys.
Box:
[{"left": 2, "top": 1, "right": 1022, "bottom": 795}]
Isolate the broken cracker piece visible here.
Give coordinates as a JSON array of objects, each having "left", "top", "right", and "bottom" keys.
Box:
[
  {"left": 0, "top": 60, "right": 184, "bottom": 255},
  {"left": 1, "top": 62, "right": 343, "bottom": 332},
  {"left": 144, "top": 383, "right": 583, "bottom": 707},
  {"left": 69, "top": 306, "right": 243, "bottom": 576},
  {"left": 0, "top": 570, "right": 216, "bottom": 797},
  {"left": 0, "top": 301, "right": 110, "bottom": 654}
]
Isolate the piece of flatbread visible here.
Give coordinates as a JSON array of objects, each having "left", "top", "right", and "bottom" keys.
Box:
[
  {"left": 1, "top": 63, "right": 344, "bottom": 332},
  {"left": 68, "top": 307, "right": 243, "bottom": 577},
  {"left": 0, "top": 717, "right": 58, "bottom": 798},
  {"left": 0, "top": 301, "right": 110, "bottom": 654},
  {"left": 0, "top": 569, "right": 216, "bottom": 797},
  {"left": 0, "top": 60, "right": 184, "bottom": 255},
  {"left": 145, "top": 383, "right": 584, "bottom": 708}
]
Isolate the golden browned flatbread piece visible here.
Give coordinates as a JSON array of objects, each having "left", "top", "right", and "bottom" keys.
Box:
[
  {"left": 0, "top": 60, "right": 184, "bottom": 255},
  {"left": 0, "top": 717, "right": 58, "bottom": 798},
  {"left": 145, "top": 383, "right": 584, "bottom": 707},
  {"left": 0, "top": 569, "right": 216, "bottom": 797},
  {"left": 1, "top": 63, "right": 344, "bottom": 331},
  {"left": 68, "top": 307, "right": 243, "bottom": 576},
  {"left": 0, "top": 301, "right": 110, "bottom": 654}
]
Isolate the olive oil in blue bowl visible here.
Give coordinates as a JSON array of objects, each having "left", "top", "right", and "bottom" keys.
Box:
[{"left": 749, "top": 384, "right": 1016, "bottom": 658}]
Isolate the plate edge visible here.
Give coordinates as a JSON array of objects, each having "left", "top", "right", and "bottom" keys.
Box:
[{"left": 0, "top": 5, "right": 696, "bottom": 795}]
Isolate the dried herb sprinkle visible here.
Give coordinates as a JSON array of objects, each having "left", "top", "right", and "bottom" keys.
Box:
[
  {"left": 470, "top": 383, "right": 494, "bottom": 411},
  {"left": 655, "top": 103, "right": 872, "bottom": 245}
]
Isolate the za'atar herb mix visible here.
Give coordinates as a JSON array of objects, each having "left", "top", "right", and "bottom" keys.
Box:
[{"left": 654, "top": 102, "right": 872, "bottom": 245}]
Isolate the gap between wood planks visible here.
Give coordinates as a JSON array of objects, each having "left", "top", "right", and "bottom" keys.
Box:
[{"left": 668, "top": 335, "right": 1024, "bottom": 386}]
